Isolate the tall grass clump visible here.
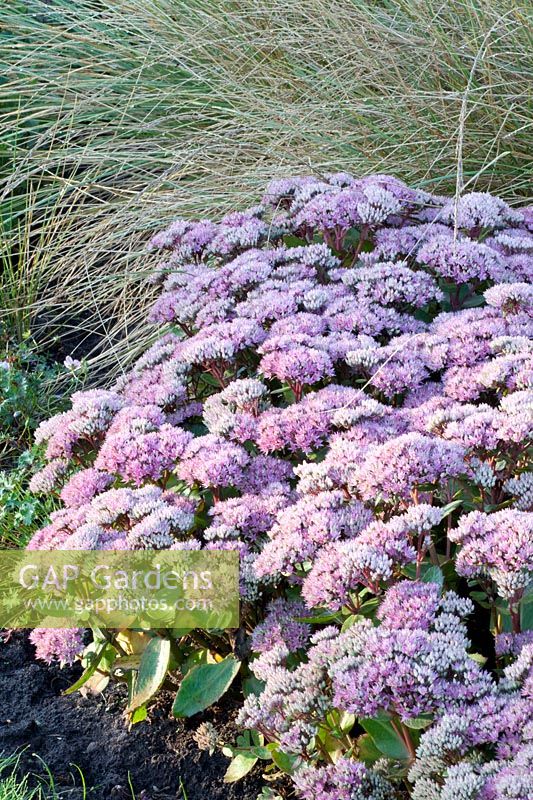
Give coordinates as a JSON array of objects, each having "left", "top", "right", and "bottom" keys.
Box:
[{"left": 1, "top": 0, "right": 531, "bottom": 371}]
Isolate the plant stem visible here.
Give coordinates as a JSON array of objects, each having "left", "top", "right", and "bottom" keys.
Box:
[{"left": 391, "top": 718, "right": 416, "bottom": 763}]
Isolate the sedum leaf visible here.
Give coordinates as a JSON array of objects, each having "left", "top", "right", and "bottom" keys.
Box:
[
  {"left": 127, "top": 637, "right": 171, "bottom": 712},
  {"left": 224, "top": 753, "right": 258, "bottom": 783},
  {"left": 173, "top": 656, "right": 241, "bottom": 717}
]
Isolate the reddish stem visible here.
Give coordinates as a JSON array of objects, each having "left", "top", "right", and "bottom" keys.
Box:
[
  {"left": 510, "top": 604, "right": 521, "bottom": 634},
  {"left": 391, "top": 718, "right": 416, "bottom": 763}
]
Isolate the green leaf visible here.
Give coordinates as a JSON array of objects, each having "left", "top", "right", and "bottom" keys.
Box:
[
  {"left": 173, "top": 656, "right": 241, "bottom": 717},
  {"left": 357, "top": 733, "right": 382, "bottom": 764},
  {"left": 338, "top": 711, "right": 356, "bottom": 734},
  {"left": 402, "top": 562, "right": 443, "bottom": 586},
  {"left": 224, "top": 753, "right": 258, "bottom": 783},
  {"left": 360, "top": 717, "right": 411, "bottom": 761},
  {"left": 112, "top": 655, "right": 142, "bottom": 675},
  {"left": 297, "top": 610, "right": 341, "bottom": 624},
  {"left": 341, "top": 614, "right": 363, "bottom": 631},
  {"left": 64, "top": 642, "right": 115, "bottom": 695},
  {"left": 499, "top": 607, "right": 513, "bottom": 633},
  {"left": 440, "top": 499, "right": 464, "bottom": 517},
  {"left": 403, "top": 714, "right": 433, "bottom": 730},
  {"left": 249, "top": 746, "right": 271, "bottom": 760},
  {"left": 243, "top": 675, "right": 265, "bottom": 698},
  {"left": 283, "top": 234, "right": 307, "bottom": 248},
  {"left": 131, "top": 705, "right": 148, "bottom": 725},
  {"left": 258, "top": 789, "right": 283, "bottom": 800},
  {"left": 421, "top": 565, "right": 444, "bottom": 586},
  {"left": 461, "top": 293, "right": 485, "bottom": 309},
  {"left": 236, "top": 731, "right": 252, "bottom": 748},
  {"left": 127, "top": 637, "right": 171, "bottom": 712},
  {"left": 180, "top": 647, "right": 216, "bottom": 675},
  {"left": 358, "top": 597, "right": 380, "bottom": 614},
  {"left": 440, "top": 558, "right": 460, "bottom": 587},
  {"left": 319, "top": 729, "right": 345, "bottom": 759},
  {"left": 521, "top": 588, "right": 533, "bottom": 604},
  {"left": 521, "top": 600, "right": 533, "bottom": 631},
  {"left": 268, "top": 745, "right": 297, "bottom": 775}
]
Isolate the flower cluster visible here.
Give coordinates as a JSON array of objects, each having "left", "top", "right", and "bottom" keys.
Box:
[
  {"left": 409, "top": 642, "right": 533, "bottom": 800},
  {"left": 450, "top": 510, "right": 533, "bottom": 601},
  {"left": 27, "top": 174, "right": 532, "bottom": 800},
  {"left": 293, "top": 758, "right": 395, "bottom": 800},
  {"left": 28, "top": 486, "right": 196, "bottom": 551},
  {"left": 29, "top": 628, "right": 85, "bottom": 666},
  {"left": 331, "top": 586, "right": 491, "bottom": 721},
  {"left": 239, "top": 586, "right": 489, "bottom": 745},
  {"left": 251, "top": 598, "right": 310, "bottom": 654}
]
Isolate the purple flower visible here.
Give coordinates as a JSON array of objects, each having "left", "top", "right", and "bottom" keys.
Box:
[
  {"left": 302, "top": 508, "right": 442, "bottom": 609},
  {"left": 251, "top": 598, "right": 310, "bottom": 654},
  {"left": 294, "top": 759, "right": 394, "bottom": 800},
  {"left": 63, "top": 356, "right": 82, "bottom": 370},
  {"left": 27, "top": 506, "right": 89, "bottom": 550},
  {"left": 26, "top": 172, "right": 533, "bottom": 799},
  {"left": 344, "top": 261, "right": 444, "bottom": 308},
  {"left": 94, "top": 405, "right": 192, "bottom": 484},
  {"left": 260, "top": 345, "right": 334, "bottom": 391},
  {"left": 377, "top": 581, "right": 442, "bottom": 630},
  {"left": 205, "top": 488, "right": 292, "bottom": 543},
  {"left": 30, "top": 628, "right": 84, "bottom": 665},
  {"left": 34, "top": 390, "right": 124, "bottom": 460},
  {"left": 417, "top": 235, "right": 507, "bottom": 283},
  {"left": 29, "top": 458, "right": 69, "bottom": 493},
  {"left": 177, "top": 434, "right": 250, "bottom": 491},
  {"left": 255, "top": 491, "right": 373, "bottom": 577},
  {"left": 60, "top": 468, "right": 114, "bottom": 508},
  {"left": 148, "top": 218, "right": 216, "bottom": 259},
  {"left": 350, "top": 432, "right": 466, "bottom": 502},
  {"left": 438, "top": 192, "right": 521, "bottom": 232},
  {"left": 331, "top": 593, "right": 489, "bottom": 721},
  {"left": 450, "top": 510, "right": 533, "bottom": 600},
  {"left": 485, "top": 282, "right": 533, "bottom": 315}
]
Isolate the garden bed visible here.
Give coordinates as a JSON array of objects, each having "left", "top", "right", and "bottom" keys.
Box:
[
  {"left": 2, "top": 172, "right": 532, "bottom": 800},
  {"left": 0, "top": 633, "right": 263, "bottom": 800}
]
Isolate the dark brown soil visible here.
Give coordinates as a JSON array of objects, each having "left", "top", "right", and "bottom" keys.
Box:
[{"left": 0, "top": 633, "right": 265, "bottom": 800}]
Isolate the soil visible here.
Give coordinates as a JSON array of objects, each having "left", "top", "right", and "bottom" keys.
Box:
[{"left": 0, "top": 633, "right": 266, "bottom": 800}]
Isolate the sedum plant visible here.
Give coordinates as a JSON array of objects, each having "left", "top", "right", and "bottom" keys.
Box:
[{"left": 28, "top": 173, "right": 532, "bottom": 798}]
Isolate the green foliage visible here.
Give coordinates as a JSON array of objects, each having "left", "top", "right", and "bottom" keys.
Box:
[
  {"left": 0, "top": 340, "right": 85, "bottom": 466},
  {"left": 267, "top": 745, "right": 297, "bottom": 776},
  {"left": 0, "top": 448, "right": 60, "bottom": 546},
  {"left": 222, "top": 731, "right": 270, "bottom": 783},
  {"left": 64, "top": 639, "right": 116, "bottom": 696},
  {"left": 360, "top": 716, "right": 414, "bottom": 762},
  {"left": 63, "top": 631, "right": 241, "bottom": 725},
  {"left": 173, "top": 656, "right": 241, "bottom": 718},
  {"left": 256, "top": 790, "right": 283, "bottom": 800},
  {"left": 0, "top": 751, "right": 72, "bottom": 800},
  {"left": 127, "top": 637, "right": 171, "bottom": 712},
  {"left": 0, "top": 755, "right": 40, "bottom": 800},
  {"left": 224, "top": 755, "right": 258, "bottom": 783},
  {"left": 0, "top": 340, "right": 84, "bottom": 546}
]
